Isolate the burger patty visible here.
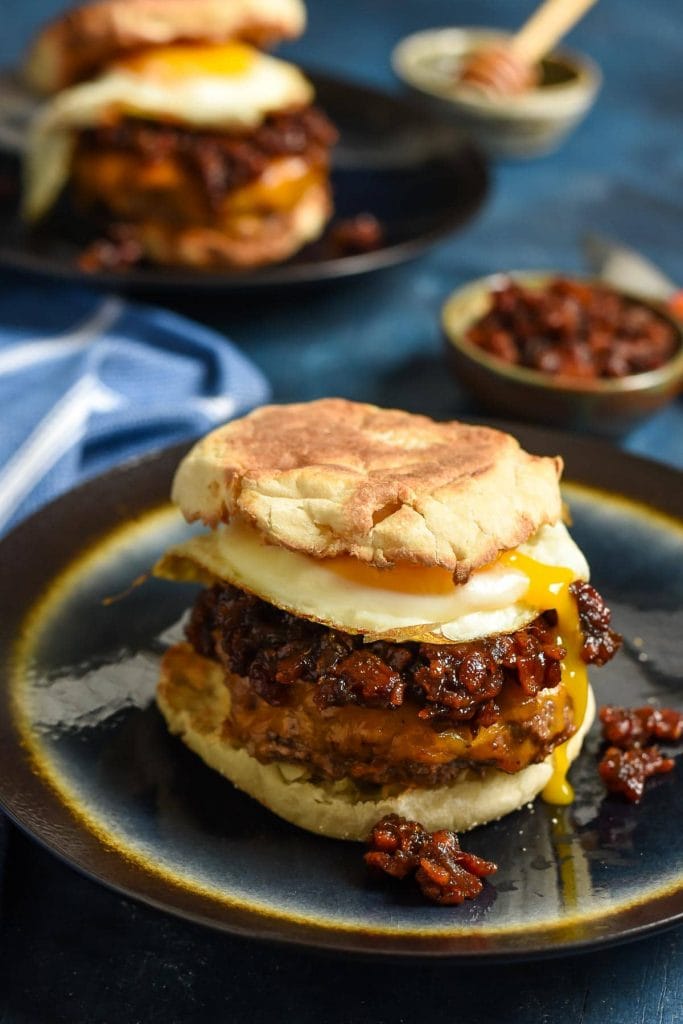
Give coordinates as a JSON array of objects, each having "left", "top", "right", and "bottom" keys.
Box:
[
  {"left": 75, "top": 107, "right": 338, "bottom": 212},
  {"left": 186, "top": 581, "right": 621, "bottom": 730},
  {"left": 223, "top": 670, "right": 576, "bottom": 783}
]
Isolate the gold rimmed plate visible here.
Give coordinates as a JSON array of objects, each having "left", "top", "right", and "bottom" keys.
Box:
[{"left": 0, "top": 424, "right": 682, "bottom": 959}]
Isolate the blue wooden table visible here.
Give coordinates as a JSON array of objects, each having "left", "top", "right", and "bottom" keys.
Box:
[{"left": 1, "top": 1, "right": 682, "bottom": 1021}]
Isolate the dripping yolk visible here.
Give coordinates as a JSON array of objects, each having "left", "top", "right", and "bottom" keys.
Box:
[
  {"left": 326, "top": 547, "right": 588, "bottom": 805},
  {"left": 500, "top": 550, "right": 588, "bottom": 805}
]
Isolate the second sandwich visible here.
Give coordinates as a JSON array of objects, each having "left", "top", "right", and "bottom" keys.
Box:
[{"left": 22, "top": 0, "right": 337, "bottom": 269}]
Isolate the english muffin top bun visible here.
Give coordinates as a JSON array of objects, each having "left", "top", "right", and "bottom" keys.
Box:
[
  {"left": 171, "top": 398, "right": 564, "bottom": 578},
  {"left": 154, "top": 399, "right": 622, "bottom": 841},
  {"left": 24, "top": 0, "right": 307, "bottom": 94}
]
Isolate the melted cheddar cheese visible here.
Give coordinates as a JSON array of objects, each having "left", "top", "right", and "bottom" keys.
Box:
[{"left": 71, "top": 150, "right": 324, "bottom": 226}]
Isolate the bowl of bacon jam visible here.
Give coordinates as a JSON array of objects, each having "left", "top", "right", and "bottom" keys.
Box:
[{"left": 442, "top": 272, "right": 683, "bottom": 435}]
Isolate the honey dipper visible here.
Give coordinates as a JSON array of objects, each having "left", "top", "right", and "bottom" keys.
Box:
[{"left": 459, "top": 0, "right": 599, "bottom": 96}]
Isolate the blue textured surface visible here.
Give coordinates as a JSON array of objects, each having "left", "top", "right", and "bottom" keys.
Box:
[{"left": 1, "top": 1, "right": 682, "bottom": 1021}]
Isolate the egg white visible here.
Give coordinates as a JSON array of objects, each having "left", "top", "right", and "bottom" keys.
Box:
[
  {"left": 23, "top": 47, "right": 313, "bottom": 221},
  {"left": 155, "top": 519, "right": 589, "bottom": 643}
]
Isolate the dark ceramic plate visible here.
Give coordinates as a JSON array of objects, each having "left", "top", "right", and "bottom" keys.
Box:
[
  {"left": 0, "top": 71, "right": 487, "bottom": 291},
  {"left": 0, "top": 425, "right": 682, "bottom": 960}
]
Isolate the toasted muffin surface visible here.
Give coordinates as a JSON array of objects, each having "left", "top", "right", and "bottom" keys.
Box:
[
  {"left": 172, "top": 399, "right": 564, "bottom": 576},
  {"left": 24, "top": 0, "right": 307, "bottom": 93}
]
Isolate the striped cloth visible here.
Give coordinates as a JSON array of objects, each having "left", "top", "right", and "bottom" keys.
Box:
[{"left": 0, "top": 274, "right": 270, "bottom": 536}]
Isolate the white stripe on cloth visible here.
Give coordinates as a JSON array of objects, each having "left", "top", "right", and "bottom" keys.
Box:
[
  {"left": 192, "top": 394, "right": 237, "bottom": 421},
  {"left": 0, "top": 374, "right": 122, "bottom": 534},
  {"left": 0, "top": 296, "right": 123, "bottom": 376}
]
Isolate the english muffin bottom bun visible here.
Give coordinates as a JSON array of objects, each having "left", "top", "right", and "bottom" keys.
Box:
[
  {"left": 22, "top": 40, "right": 337, "bottom": 269},
  {"left": 24, "top": 0, "right": 307, "bottom": 94},
  {"left": 154, "top": 399, "right": 622, "bottom": 840}
]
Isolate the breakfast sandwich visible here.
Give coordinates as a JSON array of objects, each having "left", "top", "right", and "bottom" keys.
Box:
[
  {"left": 154, "top": 399, "right": 621, "bottom": 840},
  {"left": 22, "top": 0, "right": 337, "bottom": 268}
]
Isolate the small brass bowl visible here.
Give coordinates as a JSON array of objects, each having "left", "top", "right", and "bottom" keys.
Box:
[
  {"left": 392, "top": 28, "right": 601, "bottom": 158},
  {"left": 442, "top": 272, "right": 683, "bottom": 436}
]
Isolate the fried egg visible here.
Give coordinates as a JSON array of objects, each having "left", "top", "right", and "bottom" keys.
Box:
[
  {"left": 155, "top": 519, "right": 589, "bottom": 643},
  {"left": 23, "top": 42, "right": 313, "bottom": 220}
]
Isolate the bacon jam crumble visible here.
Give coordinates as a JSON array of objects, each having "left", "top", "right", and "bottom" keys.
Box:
[
  {"left": 187, "top": 581, "right": 620, "bottom": 727},
  {"left": 364, "top": 814, "right": 497, "bottom": 905},
  {"left": 183, "top": 580, "right": 621, "bottom": 787},
  {"left": 598, "top": 745, "right": 674, "bottom": 804},
  {"left": 598, "top": 704, "right": 682, "bottom": 803}
]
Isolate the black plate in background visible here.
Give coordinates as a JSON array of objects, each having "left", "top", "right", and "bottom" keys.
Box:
[
  {"left": 0, "top": 425, "right": 682, "bottom": 960},
  {"left": 0, "top": 71, "right": 488, "bottom": 291}
]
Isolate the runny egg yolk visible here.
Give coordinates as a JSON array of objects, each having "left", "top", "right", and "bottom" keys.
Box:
[
  {"left": 113, "top": 42, "right": 258, "bottom": 81},
  {"left": 329, "top": 549, "right": 587, "bottom": 804},
  {"left": 324, "top": 557, "right": 456, "bottom": 595},
  {"left": 499, "top": 550, "right": 587, "bottom": 805}
]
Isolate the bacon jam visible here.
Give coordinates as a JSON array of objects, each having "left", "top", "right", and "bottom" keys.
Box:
[
  {"left": 598, "top": 745, "right": 674, "bottom": 804},
  {"left": 188, "top": 582, "right": 619, "bottom": 723},
  {"left": 365, "top": 814, "right": 497, "bottom": 905},
  {"left": 74, "top": 107, "right": 338, "bottom": 214},
  {"left": 329, "top": 213, "right": 384, "bottom": 254},
  {"left": 466, "top": 277, "right": 678, "bottom": 380},
  {"left": 186, "top": 581, "right": 621, "bottom": 786},
  {"left": 598, "top": 704, "right": 682, "bottom": 802},
  {"left": 600, "top": 705, "right": 683, "bottom": 747},
  {"left": 78, "top": 224, "right": 145, "bottom": 272}
]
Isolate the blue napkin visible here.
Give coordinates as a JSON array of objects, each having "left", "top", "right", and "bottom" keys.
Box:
[
  {"left": 0, "top": 276, "right": 270, "bottom": 537},
  {"left": 0, "top": 274, "right": 269, "bottom": 877}
]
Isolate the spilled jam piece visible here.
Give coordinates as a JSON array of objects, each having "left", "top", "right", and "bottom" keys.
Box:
[
  {"left": 600, "top": 705, "right": 683, "bottom": 748},
  {"left": 365, "top": 814, "right": 497, "bottom": 906},
  {"left": 599, "top": 746, "right": 674, "bottom": 803}
]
